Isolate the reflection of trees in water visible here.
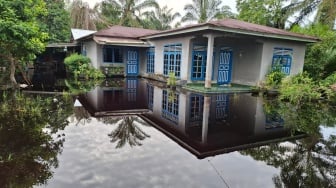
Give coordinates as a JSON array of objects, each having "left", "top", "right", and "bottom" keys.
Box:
[
  {"left": 71, "top": 106, "right": 92, "bottom": 125},
  {"left": 242, "top": 100, "right": 336, "bottom": 187},
  {"left": 101, "top": 116, "right": 150, "bottom": 148},
  {"left": 0, "top": 91, "right": 72, "bottom": 187}
]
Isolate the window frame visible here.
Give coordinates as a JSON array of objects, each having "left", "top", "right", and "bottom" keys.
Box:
[
  {"left": 146, "top": 47, "right": 155, "bottom": 73},
  {"left": 161, "top": 90, "right": 179, "bottom": 124},
  {"left": 163, "top": 44, "right": 182, "bottom": 78},
  {"left": 103, "top": 46, "right": 123, "bottom": 63},
  {"left": 272, "top": 47, "right": 293, "bottom": 75}
]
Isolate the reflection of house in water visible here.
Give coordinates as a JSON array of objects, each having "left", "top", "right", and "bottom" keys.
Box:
[
  {"left": 79, "top": 78, "right": 150, "bottom": 116},
  {"left": 79, "top": 78, "right": 305, "bottom": 159}
]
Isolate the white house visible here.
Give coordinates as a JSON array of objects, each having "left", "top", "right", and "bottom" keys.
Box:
[{"left": 77, "top": 18, "right": 318, "bottom": 87}]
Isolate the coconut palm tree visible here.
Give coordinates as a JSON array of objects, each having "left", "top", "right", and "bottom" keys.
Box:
[
  {"left": 101, "top": 0, "right": 159, "bottom": 27},
  {"left": 103, "top": 116, "right": 150, "bottom": 148},
  {"left": 142, "top": 5, "right": 181, "bottom": 30},
  {"left": 291, "top": 0, "right": 336, "bottom": 29},
  {"left": 182, "top": 0, "right": 234, "bottom": 23}
]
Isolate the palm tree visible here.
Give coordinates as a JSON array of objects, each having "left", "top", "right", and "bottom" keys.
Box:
[
  {"left": 101, "top": 0, "right": 159, "bottom": 27},
  {"left": 182, "top": 0, "right": 232, "bottom": 23},
  {"left": 104, "top": 116, "right": 150, "bottom": 148},
  {"left": 142, "top": 5, "right": 181, "bottom": 30},
  {"left": 291, "top": 0, "right": 336, "bottom": 29}
]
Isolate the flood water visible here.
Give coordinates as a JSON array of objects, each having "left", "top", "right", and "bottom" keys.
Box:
[{"left": 1, "top": 78, "right": 335, "bottom": 188}]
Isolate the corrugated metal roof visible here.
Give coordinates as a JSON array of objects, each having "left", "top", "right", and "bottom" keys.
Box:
[
  {"left": 94, "top": 25, "right": 159, "bottom": 39},
  {"left": 71, "top": 28, "right": 96, "bottom": 40},
  {"left": 141, "top": 18, "right": 318, "bottom": 42}
]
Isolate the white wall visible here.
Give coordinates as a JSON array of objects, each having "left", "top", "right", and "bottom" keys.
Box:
[
  {"left": 151, "top": 86, "right": 188, "bottom": 133},
  {"left": 85, "top": 41, "right": 99, "bottom": 68},
  {"left": 259, "top": 39, "right": 307, "bottom": 81},
  {"left": 149, "top": 36, "right": 193, "bottom": 81},
  {"left": 211, "top": 37, "right": 263, "bottom": 86}
]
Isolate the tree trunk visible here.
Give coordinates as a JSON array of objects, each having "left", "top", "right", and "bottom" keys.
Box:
[{"left": 9, "top": 56, "right": 18, "bottom": 87}]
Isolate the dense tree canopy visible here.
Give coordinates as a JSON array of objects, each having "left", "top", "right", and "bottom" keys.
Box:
[
  {"left": 0, "top": 0, "right": 48, "bottom": 85},
  {"left": 40, "top": 0, "right": 71, "bottom": 43},
  {"left": 291, "top": 23, "right": 336, "bottom": 80},
  {"left": 237, "top": 0, "right": 304, "bottom": 29}
]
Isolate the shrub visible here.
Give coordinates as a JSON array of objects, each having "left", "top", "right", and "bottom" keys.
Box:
[
  {"left": 265, "top": 67, "right": 286, "bottom": 89},
  {"left": 319, "top": 73, "right": 336, "bottom": 101},
  {"left": 64, "top": 53, "right": 90, "bottom": 72},
  {"left": 64, "top": 53, "right": 105, "bottom": 80},
  {"left": 279, "top": 72, "right": 321, "bottom": 105}
]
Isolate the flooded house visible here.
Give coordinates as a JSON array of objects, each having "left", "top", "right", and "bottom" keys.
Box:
[
  {"left": 77, "top": 18, "right": 318, "bottom": 87},
  {"left": 78, "top": 78, "right": 306, "bottom": 159}
]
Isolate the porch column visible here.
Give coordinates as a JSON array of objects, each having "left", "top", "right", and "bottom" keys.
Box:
[
  {"left": 202, "top": 96, "right": 211, "bottom": 144},
  {"left": 205, "top": 34, "right": 214, "bottom": 88}
]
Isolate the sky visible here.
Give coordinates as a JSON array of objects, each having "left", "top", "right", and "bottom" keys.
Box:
[{"left": 82, "top": 0, "right": 237, "bottom": 14}]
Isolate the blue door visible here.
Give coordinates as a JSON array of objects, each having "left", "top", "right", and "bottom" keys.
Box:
[
  {"left": 218, "top": 50, "right": 233, "bottom": 85},
  {"left": 127, "top": 49, "right": 138, "bottom": 76}
]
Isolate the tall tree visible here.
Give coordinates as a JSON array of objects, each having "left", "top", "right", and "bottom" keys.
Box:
[
  {"left": 293, "top": 0, "right": 336, "bottom": 29},
  {"left": 314, "top": 0, "right": 336, "bottom": 28},
  {"left": 100, "top": 0, "right": 159, "bottom": 27},
  {"left": 142, "top": 5, "right": 181, "bottom": 30},
  {"left": 67, "top": 0, "right": 104, "bottom": 30},
  {"left": 39, "top": 0, "right": 71, "bottom": 43},
  {"left": 0, "top": 0, "right": 48, "bottom": 86},
  {"left": 182, "top": 0, "right": 234, "bottom": 23}
]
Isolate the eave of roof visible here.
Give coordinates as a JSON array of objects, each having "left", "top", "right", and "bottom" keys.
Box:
[
  {"left": 93, "top": 36, "right": 151, "bottom": 47},
  {"left": 141, "top": 19, "right": 319, "bottom": 43},
  {"left": 47, "top": 42, "right": 78, "bottom": 48}
]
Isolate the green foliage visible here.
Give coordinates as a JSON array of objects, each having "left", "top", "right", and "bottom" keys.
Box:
[
  {"left": 167, "top": 72, "right": 176, "bottom": 87},
  {"left": 237, "top": 0, "right": 270, "bottom": 26},
  {"left": 0, "top": 0, "right": 48, "bottom": 84},
  {"left": 142, "top": 5, "right": 181, "bottom": 30},
  {"left": 182, "top": 0, "right": 235, "bottom": 23},
  {"left": 0, "top": 91, "right": 72, "bottom": 187},
  {"left": 100, "top": 0, "right": 159, "bottom": 28},
  {"left": 236, "top": 0, "right": 293, "bottom": 28},
  {"left": 64, "top": 53, "right": 105, "bottom": 80},
  {"left": 291, "top": 23, "right": 336, "bottom": 80},
  {"left": 265, "top": 66, "right": 286, "bottom": 89},
  {"left": 244, "top": 98, "right": 336, "bottom": 187},
  {"left": 64, "top": 79, "right": 103, "bottom": 95},
  {"left": 64, "top": 53, "right": 90, "bottom": 72},
  {"left": 102, "top": 66, "right": 125, "bottom": 77},
  {"left": 39, "top": 0, "right": 71, "bottom": 43},
  {"left": 279, "top": 73, "right": 321, "bottom": 105},
  {"left": 319, "top": 73, "right": 336, "bottom": 102}
]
